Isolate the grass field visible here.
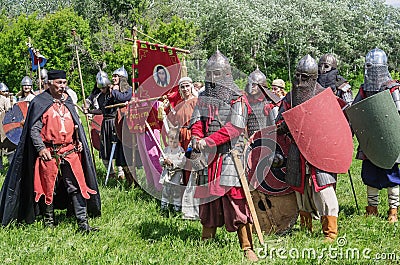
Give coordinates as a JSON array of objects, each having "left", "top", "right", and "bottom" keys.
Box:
[{"left": 0, "top": 130, "right": 399, "bottom": 264}]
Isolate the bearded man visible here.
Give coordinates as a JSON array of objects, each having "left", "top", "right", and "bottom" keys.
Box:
[
  {"left": 277, "top": 55, "right": 344, "bottom": 242},
  {"left": 0, "top": 70, "right": 101, "bottom": 231},
  {"left": 190, "top": 50, "right": 257, "bottom": 261},
  {"left": 317, "top": 53, "right": 353, "bottom": 105}
]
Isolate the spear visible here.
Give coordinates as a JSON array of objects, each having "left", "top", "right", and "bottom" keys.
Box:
[{"left": 71, "top": 29, "right": 96, "bottom": 169}]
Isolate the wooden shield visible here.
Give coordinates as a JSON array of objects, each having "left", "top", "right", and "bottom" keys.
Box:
[
  {"left": 282, "top": 89, "right": 353, "bottom": 173},
  {"left": 251, "top": 190, "right": 298, "bottom": 235},
  {"left": 245, "top": 126, "right": 293, "bottom": 196},
  {"left": 3, "top": 101, "right": 28, "bottom": 146},
  {"left": 345, "top": 90, "right": 400, "bottom": 169},
  {"left": 0, "top": 111, "right": 16, "bottom": 150},
  {"left": 115, "top": 106, "right": 127, "bottom": 142},
  {"left": 90, "top": 115, "right": 103, "bottom": 151}
]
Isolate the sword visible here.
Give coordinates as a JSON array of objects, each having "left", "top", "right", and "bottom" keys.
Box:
[
  {"left": 231, "top": 150, "right": 265, "bottom": 245},
  {"left": 105, "top": 142, "right": 117, "bottom": 185},
  {"left": 348, "top": 169, "right": 360, "bottom": 215}
]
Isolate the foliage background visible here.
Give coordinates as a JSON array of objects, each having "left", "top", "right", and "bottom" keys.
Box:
[{"left": 0, "top": 0, "right": 399, "bottom": 97}]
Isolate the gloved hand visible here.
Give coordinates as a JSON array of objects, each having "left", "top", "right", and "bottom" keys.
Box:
[
  {"left": 196, "top": 138, "right": 207, "bottom": 151},
  {"left": 276, "top": 122, "right": 289, "bottom": 135},
  {"left": 271, "top": 153, "right": 284, "bottom": 168}
]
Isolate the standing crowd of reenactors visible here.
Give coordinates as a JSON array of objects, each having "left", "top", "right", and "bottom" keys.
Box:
[{"left": 0, "top": 46, "right": 398, "bottom": 262}]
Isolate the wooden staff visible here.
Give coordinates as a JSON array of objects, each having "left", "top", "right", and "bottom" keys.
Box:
[
  {"left": 104, "top": 95, "right": 167, "bottom": 109},
  {"left": 71, "top": 29, "right": 96, "bottom": 169},
  {"left": 232, "top": 150, "right": 265, "bottom": 245}
]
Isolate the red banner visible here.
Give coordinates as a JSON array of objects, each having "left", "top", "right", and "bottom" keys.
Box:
[
  {"left": 134, "top": 41, "right": 181, "bottom": 99},
  {"left": 127, "top": 41, "right": 181, "bottom": 133}
]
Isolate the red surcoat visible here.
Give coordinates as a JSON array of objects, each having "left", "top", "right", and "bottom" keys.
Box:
[{"left": 34, "top": 103, "right": 96, "bottom": 205}]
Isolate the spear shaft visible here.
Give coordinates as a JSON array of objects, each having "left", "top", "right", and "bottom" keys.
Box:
[{"left": 71, "top": 29, "right": 96, "bottom": 169}]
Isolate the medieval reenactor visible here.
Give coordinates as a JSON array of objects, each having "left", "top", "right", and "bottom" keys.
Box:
[
  {"left": 190, "top": 50, "right": 258, "bottom": 261},
  {"left": 159, "top": 127, "right": 186, "bottom": 216},
  {"left": 244, "top": 69, "right": 299, "bottom": 236},
  {"left": 167, "top": 77, "right": 197, "bottom": 151},
  {"left": 350, "top": 48, "right": 400, "bottom": 222},
  {"left": 271, "top": 79, "right": 287, "bottom": 99},
  {"left": 0, "top": 82, "right": 14, "bottom": 169},
  {"left": 86, "top": 69, "right": 135, "bottom": 188},
  {"left": 317, "top": 53, "right": 353, "bottom": 105},
  {"left": 40, "top": 68, "right": 49, "bottom": 90},
  {"left": 41, "top": 68, "right": 78, "bottom": 111},
  {"left": 0, "top": 70, "right": 101, "bottom": 231},
  {"left": 0, "top": 83, "right": 12, "bottom": 113},
  {"left": 245, "top": 67, "right": 281, "bottom": 137},
  {"left": 17, "top": 76, "right": 35, "bottom": 102},
  {"left": 166, "top": 77, "right": 197, "bottom": 182},
  {"left": 276, "top": 55, "right": 354, "bottom": 242}
]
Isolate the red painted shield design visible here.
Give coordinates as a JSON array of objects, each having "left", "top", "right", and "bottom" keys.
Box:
[
  {"left": 245, "top": 126, "right": 293, "bottom": 196},
  {"left": 282, "top": 88, "right": 353, "bottom": 173},
  {"left": 3, "top": 101, "right": 29, "bottom": 146},
  {"left": 90, "top": 115, "right": 103, "bottom": 151}
]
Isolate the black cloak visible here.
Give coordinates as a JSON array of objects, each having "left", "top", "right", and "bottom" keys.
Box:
[{"left": 0, "top": 90, "right": 101, "bottom": 226}]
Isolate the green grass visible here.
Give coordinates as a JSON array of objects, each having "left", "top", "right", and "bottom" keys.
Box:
[{"left": 0, "top": 122, "right": 399, "bottom": 264}]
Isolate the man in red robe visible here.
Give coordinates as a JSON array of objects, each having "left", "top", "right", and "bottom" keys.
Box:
[{"left": 0, "top": 70, "right": 101, "bottom": 232}]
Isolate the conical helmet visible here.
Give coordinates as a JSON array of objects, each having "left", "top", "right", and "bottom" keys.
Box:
[
  {"left": 365, "top": 48, "right": 387, "bottom": 66},
  {"left": 96, "top": 71, "right": 111, "bottom": 88},
  {"left": 246, "top": 67, "right": 267, "bottom": 94},
  {"left": 40, "top": 68, "right": 48, "bottom": 83},
  {"left": 21, "top": 76, "right": 33, "bottom": 86},
  {"left": 112, "top": 66, "right": 128, "bottom": 79},
  {"left": 205, "top": 50, "right": 232, "bottom": 83},
  {"left": 0, "top": 82, "right": 8, "bottom": 92},
  {"left": 296, "top": 55, "right": 318, "bottom": 76}
]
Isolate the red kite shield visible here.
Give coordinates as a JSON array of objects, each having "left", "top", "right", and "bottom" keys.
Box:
[{"left": 282, "top": 88, "right": 353, "bottom": 173}]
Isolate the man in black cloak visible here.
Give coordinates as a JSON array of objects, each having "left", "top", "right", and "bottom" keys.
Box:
[{"left": 0, "top": 70, "right": 101, "bottom": 232}]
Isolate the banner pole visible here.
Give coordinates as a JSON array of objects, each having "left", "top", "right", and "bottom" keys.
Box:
[{"left": 130, "top": 26, "right": 139, "bottom": 185}]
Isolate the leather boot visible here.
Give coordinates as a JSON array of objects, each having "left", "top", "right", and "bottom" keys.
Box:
[
  {"left": 237, "top": 224, "right": 258, "bottom": 262},
  {"left": 42, "top": 203, "right": 55, "bottom": 228},
  {"left": 388, "top": 208, "right": 398, "bottom": 223},
  {"left": 299, "top": 211, "right": 313, "bottom": 232},
  {"left": 71, "top": 193, "right": 99, "bottom": 233},
  {"left": 365, "top": 206, "right": 378, "bottom": 216},
  {"left": 201, "top": 226, "right": 217, "bottom": 240},
  {"left": 123, "top": 166, "right": 138, "bottom": 188},
  {"left": 321, "top": 216, "right": 338, "bottom": 243}
]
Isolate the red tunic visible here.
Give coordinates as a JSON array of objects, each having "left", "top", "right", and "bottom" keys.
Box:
[
  {"left": 191, "top": 97, "right": 251, "bottom": 199},
  {"left": 167, "top": 97, "right": 197, "bottom": 150},
  {"left": 34, "top": 103, "right": 96, "bottom": 205}
]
